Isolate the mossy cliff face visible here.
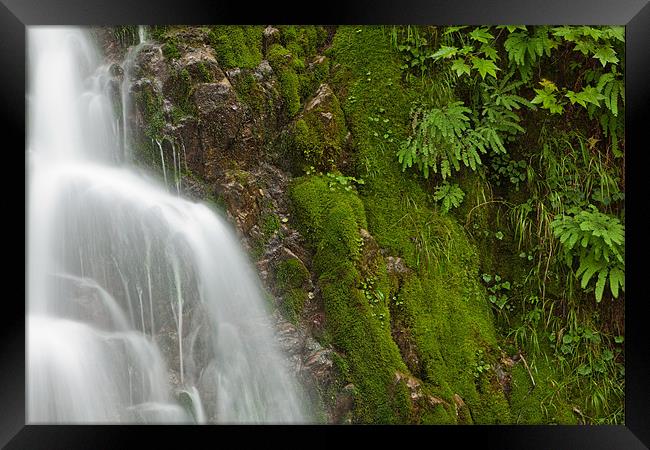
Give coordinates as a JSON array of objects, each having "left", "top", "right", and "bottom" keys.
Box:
[{"left": 104, "top": 24, "right": 576, "bottom": 424}]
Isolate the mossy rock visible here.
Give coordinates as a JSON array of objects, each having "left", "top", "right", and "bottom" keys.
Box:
[
  {"left": 290, "top": 175, "right": 413, "bottom": 423},
  {"left": 289, "top": 83, "right": 348, "bottom": 173}
]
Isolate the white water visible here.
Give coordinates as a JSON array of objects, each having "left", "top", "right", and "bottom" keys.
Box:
[{"left": 27, "top": 26, "right": 307, "bottom": 424}]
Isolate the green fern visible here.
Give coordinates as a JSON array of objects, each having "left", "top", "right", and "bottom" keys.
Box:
[
  {"left": 551, "top": 206, "right": 624, "bottom": 302},
  {"left": 398, "top": 101, "right": 476, "bottom": 179},
  {"left": 504, "top": 27, "right": 557, "bottom": 80},
  {"left": 433, "top": 182, "right": 465, "bottom": 213}
]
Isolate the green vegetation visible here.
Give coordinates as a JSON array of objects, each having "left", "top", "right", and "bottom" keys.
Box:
[
  {"left": 386, "top": 24, "right": 624, "bottom": 423},
  {"left": 139, "top": 24, "right": 624, "bottom": 425},
  {"left": 208, "top": 26, "right": 264, "bottom": 69}
]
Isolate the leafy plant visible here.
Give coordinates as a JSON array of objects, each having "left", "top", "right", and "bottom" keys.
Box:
[
  {"left": 433, "top": 182, "right": 465, "bottom": 213},
  {"left": 473, "top": 349, "right": 491, "bottom": 379},
  {"left": 531, "top": 79, "right": 564, "bottom": 114},
  {"left": 551, "top": 206, "right": 624, "bottom": 302},
  {"left": 326, "top": 172, "right": 365, "bottom": 192},
  {"left": 481, "top": 273, "right": 512, "bottom": 311},
  {"left": 398, "top": 101, "right": 476, "bottom": 179}
]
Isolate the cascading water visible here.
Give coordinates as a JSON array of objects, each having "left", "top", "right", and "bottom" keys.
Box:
[{"left": 27, "top": 26, "right": 308, "bottom": 424}]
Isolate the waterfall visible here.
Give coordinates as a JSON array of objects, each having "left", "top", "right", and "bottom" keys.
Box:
[{"left": 27, "top": 26, "right": 307, "bottom": 424}]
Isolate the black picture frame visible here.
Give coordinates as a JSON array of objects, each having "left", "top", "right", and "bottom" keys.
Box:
[{"left": 2, "top": 0, "right": 648, "bottom": 448}]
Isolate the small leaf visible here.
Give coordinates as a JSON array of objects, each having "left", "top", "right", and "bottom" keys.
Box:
[
  {"left": 593, "top": 45, "right": 619, "bottom": 67},
  {"left": 595, "top": 268, "right": 609, "bottom": 302},
  {"left": 431, "top": 45, "right": 458, "bottom": 60},
  {"left": 469, "top": 28, "right": 494, "bottom": 44},
  {"left": 451, "top": 58, "right": 471, "bottom": 77},
  {"left": 577, "top": 364, "right": 591, "bottom": 376},
  {"left": 472, "top": 57, "right": 499, "bottom": 79},
  {"left": 603, "top": 349, "right": 614, "bottom": 361}
]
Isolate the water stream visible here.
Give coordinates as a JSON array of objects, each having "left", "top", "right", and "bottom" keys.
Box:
[{"left": 27, "top": 26, "right": 307, "bottom": 424}]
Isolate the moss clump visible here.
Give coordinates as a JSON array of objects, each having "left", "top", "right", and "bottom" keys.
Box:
[
  {"left": 261, "top": 213, "right": 281, "bottom": 237},
  {"left": 209, "top": 26, "right": 263, "bottom": 69},
  {"left": 290, "top": 175, "right": 414, "bottom": 423},
  {"left": 266, "top": 27, "right": 330, "bottom": 119},
  {"left": 283, "top": 288, "right": 308, "bottom": 323},
  {"left": 231, "top": 71, "right": 267, "bottom": 116},
  {"left": 162, "top": 38, "right": 181, "bottom": 60},
  {"left": 278, "top": 70, "right": 301, "bottom": 117},
  {"left": 274, "top": 258, "right": 310, "bottom": 292},
  {"left": 279, "top": 26, "right": 328, "bottom": 59},
  {"left": 196, "top": 62, "right": 215, "bottom": 83},
  {"left": 272, "top": 258, "right": 310, "bottom": 323},
  {"left": 267, "top": 43, "right": 301, "bottom": 118},
  {"left": 300, "top": 56, "right": 330, "bottom": 99}
]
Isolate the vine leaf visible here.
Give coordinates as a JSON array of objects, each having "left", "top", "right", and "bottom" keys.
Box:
[
  {"left": 593, "top": 45, "right": 619, "bottom": 67},
  {"left": 451, "top": 58, "right": 471, "bottom": 77},
  {"left": 472, "top": 57, "right": 499, "bottom": 79}
]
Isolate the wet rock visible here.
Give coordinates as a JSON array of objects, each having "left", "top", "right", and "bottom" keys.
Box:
[
  {"left": 173, "top": 46, "right": 224, "bottom": 82},
  {"left": 109, "top": 62, "right": 124, "bottom": 79},
  {"left": 332, "top": 383, "right": 356, "bottom": 424},
  {"left": 395, "top": 371, "right": 451, "bottom": 414},
  {"left": 133, "top": 43, "right": 167, "bottom": 82},
  {"left": 216, "top": 169, "right": 261, "bottom": 234},
  {"left": 453, "top": 393, "right": 472, "bottom": 423},
  {"left": 254, "top": 60, "right": 274, "bottom": 79},
  {"left": 192, "top": 80, "right": 249, "bottom": 179}
]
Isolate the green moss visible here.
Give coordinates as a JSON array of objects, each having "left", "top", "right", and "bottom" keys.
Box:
[
  {"left": 421, "top": 403, "right": 456, "bottom": 424},
  {"left": 272, "top": 257, "right": 310, "bottom": 324},
  {"left": 209, "top": 26, "right": 263, "bottom": 69},
  {"left": 149, "top": 26, "right": 168, "bottom": 41},
  {"left": 134, "top": 82, "right": 166, "bottom": 139},
  {"left": 261, "top": 213, "right": 281, "bottom": 237},
  {"left": 232, "top": 71, "right": 267, "bottom": 115},
  {"left": 508, "top": 358, "right": 578, "bottom": 424},
  {"left": 283, "top": 288, "right": 308, "bottom": 323},
  {"left": 279, "top": 25, "right": 326, "bottom": 57},
  {"left": 162, "top": 38, "right": 181, "bottom": 60},
  {"left": 275, "top": 258, "right": 310, "bottom": 292},
  {"left": 267, "top": 27, "right": 330, "bottom": 119},
  {"left": 279, "top": 69, "right": 301, "bottom": 117},
  {"left": 196, "top": 62, "right": 215, "bottom": 83},
  {"left": 304, "top": 56, "right": 331, "bottom": 97},
  {"left": 167, "top": 67, "right": 195, "bottom": 119},
  {"left": 290, "top": 175, "right": 413, "bottom": 423},
  {"left": 267, "top": 44, "right": 302, "bottom": 117}
]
